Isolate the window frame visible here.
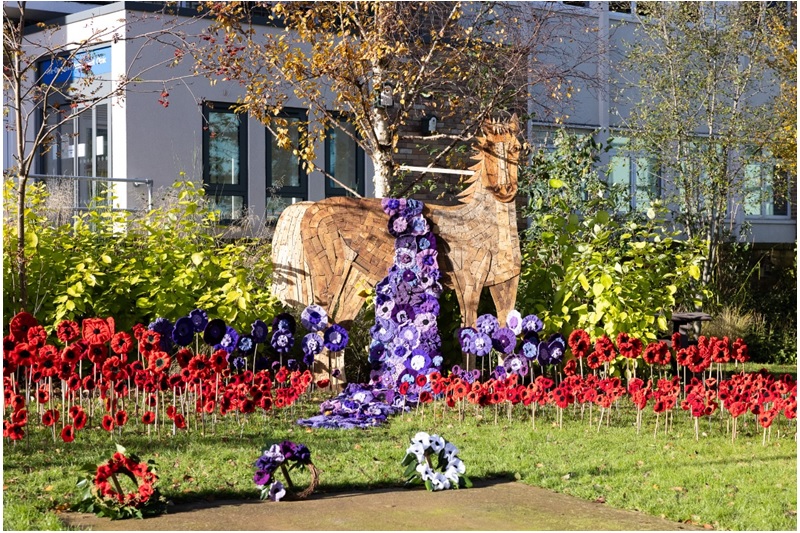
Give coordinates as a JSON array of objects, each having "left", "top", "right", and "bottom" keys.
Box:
[
  {"left": 202, "top": 101, "right": 249, "bottom": 222},
  {"left": 607, "top": 136, "right": 662, "bottom": 213},
  {"left": 324, "top": 115, "right": 365, "bottom": 198},
  {"left": 743, "top": 159, "right": 791, "bottom": 220}
]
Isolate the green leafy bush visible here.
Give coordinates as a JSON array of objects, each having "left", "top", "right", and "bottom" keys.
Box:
[
  {"left": 3, "top": 179, "right": 279, "bottom": 331},
  {"left": 517, "top": 130, "right": 708, "bottom": 340}
]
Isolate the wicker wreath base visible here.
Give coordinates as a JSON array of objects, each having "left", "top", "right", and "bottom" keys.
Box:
[{"left": 280, "top": 463, "right": 320, "bottom": 500}]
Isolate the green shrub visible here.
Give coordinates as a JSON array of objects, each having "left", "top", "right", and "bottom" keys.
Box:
[
  {"left": 3, "top": 179, "right": 279, "bottom": 331},
  {"left": 517, "top": 130, "right": 708, "bottom": 340}
]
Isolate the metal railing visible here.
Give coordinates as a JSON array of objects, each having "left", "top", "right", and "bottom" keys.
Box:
[{"left": 28, "top": 174, "right": 154, "bottom": 215}]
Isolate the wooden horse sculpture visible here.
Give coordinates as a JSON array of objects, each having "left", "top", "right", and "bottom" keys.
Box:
[{"left": 271, "top": 115, "right": 523, "bottom": 375}]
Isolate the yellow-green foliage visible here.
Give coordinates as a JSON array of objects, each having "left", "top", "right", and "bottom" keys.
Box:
[{"left": 3, "top": 179, "right": 279, "bottom": 330}]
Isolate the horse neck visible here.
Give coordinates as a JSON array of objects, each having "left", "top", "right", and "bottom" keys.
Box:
[{"left": 458, "top": 159, "right": 516, "bottom": 215}]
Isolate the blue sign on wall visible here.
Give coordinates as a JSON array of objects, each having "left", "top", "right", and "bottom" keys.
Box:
[{"left": 39, "top": 46, "right": 111, "bottom": 86}]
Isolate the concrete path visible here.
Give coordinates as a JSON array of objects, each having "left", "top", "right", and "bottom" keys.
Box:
[{"left": 62, "top": 480, "right": 700, "bottom": 531}]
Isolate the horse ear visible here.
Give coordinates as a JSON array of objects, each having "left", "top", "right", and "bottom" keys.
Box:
[
  {"left": 509, "top": 114, "right": 520, "bottom": 134},
  {"left": 480, "top": 117, "right": 494, "bottom": 136}
]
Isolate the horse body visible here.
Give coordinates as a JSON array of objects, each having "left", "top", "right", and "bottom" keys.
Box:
[{"left": 271, "top": 117, "right": 523, "bottom": 371}]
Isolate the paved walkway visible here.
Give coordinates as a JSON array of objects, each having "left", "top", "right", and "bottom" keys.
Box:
[{"left": 62, "top": 480, "right": 700, "bottom": 531}]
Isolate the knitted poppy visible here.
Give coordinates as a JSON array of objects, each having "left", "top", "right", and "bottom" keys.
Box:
[
  {"left": 60, "top": 425, "right": 75, "bottom": 443},
  {"left": 141, "top": 411, "right": 156, "bottom": 425},
  {"left": 26, "top": 325, "right": 48, "bottom": 348},
  {"left": 73, "top": 410, "right": 88, "bottom": 430},
  {"left": 110, "top": 332, "right": 133, "bottom": 355},
  {"left": 114, "top": 410, "right": 129, "bottom": 427},
  {"left": 41, "top": 409, "right": 59, "bottom": 427},
  {"left": 56, "top": 320, "right": 80, "bottom": 344},
  {"left": 82, "top": 317, "right": 114, "bottom": 344},
  {"left": 9, "top": 311, "right": 38, "bottom": 342},
  {"left": 101, "top": 414, "right": 115, "bottom": 432}
]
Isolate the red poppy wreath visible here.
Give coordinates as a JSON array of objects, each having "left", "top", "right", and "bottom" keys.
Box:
[{"left": 73, "top": 444, "right": 166, "bottom": 520}]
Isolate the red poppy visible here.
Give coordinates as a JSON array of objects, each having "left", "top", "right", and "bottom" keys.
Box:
[
  {"left": 259, "top": 396, "right": 273, "bottom": 411},
  {"left": 398, "top": 381, "right": 410, "bottom": 396},
  {"left": 9, "top": 311, "right": 38, "bottom": 343},
  {"left": 166, "top": 405, "right": 177, "bottom": 419},
  {"left": 568, "top": 329, "right": 591, "bottom": 359},
  {"left": 203, "top": 400, "right": 215, "bottom": 414},
  {"left": 26, "top": 325, "right": 48, "bottom": 348},
  {"left": 11, "top": 394, "right": 25, "bottom": 412},
  {"left": 586, "top": 351, "right": 603, "bottom": 370},
  {"left": 419, "top": 390, "right": 433, "bottom": 404},
  {"left": 12, "top": 408, "right": 28, "bottom": 425},
  {"left": 148, "top": 351, "right": 172, "bottom": 374},
  {"left": 114, "top": 410, "right": 129, "bottom": 427},
  {"left": 415, "top": 374, "right": 428, "bottom": 387},
  {"left": 594, "top": 335, "right": 617, "bottom": 362},
  {"left": 275, "top": 367, "right": 289, "bottom": 384},
  {"left": 240, "top": 399, "right": 256, "bottom": 413},
  {"left": 643, "top": 341, "right": 671, "bottom": 366},
  {"left": 141, "top": 411, "right": 156, "bottom": 424},
  {"left": 41, "top": 409, "right": 59, "bottom": 427},
  {"left": 82, "top": 375, "right": 96, "bottom": 391},
  {"left": 82, "top": 317, "right": 114, "bottom": 344},
  {"left": 37, "top": 387, "right": 49, "bottom": 404},
  {"left": 101, "top": 356, "right": 127, "bottom": 382},
  {"left": 316, "top": 379, "right": 330, "bottom": 389},
  {"left": 60, "top": 343, "right": 83, "bottom": 364},
  {"left": 563, "top": 359, "right": 578, "bottom": 376},
  {"left": 188, "top": 355, "right": 210, "bottom": 376},
  {"left": 132, "top": 323, "right": 146, "bottom": 341},
  {"left": 58, "top": 424, "right": 75, "bottom": 443},
  {"left": 209, "top": 350, "right": 228, "bottom": 373},
  {"left": 110, "top": 331, "right": 133, "bottom": 355},
  {"left": 173, "top": 413, "right": 187, "bottom": 429},
  {"left": 101, "top": 414, "right": 115, "bottom": 432},
  {"left": 11, "top": 343, "right": 36, "bottom": 367},
  {"left": 4, "top": 422, "right": 25, "bottom": 440},
  {"left": 56, "top": 320, "right": 80, "bottom": 344}
]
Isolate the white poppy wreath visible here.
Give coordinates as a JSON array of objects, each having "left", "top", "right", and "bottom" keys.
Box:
[{"left": 401, "top": 432, "right": 472, "bottom": 491}]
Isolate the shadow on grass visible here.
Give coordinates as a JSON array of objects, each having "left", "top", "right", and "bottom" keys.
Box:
[{"left": 164, "top": 471, "right": 518, "bottom": 510}]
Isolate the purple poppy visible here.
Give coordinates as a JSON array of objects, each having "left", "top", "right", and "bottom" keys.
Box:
[
  {"left": 238, "top": 334, "right": 255, "bottom": 354},
  {"left": 417, "top": 232, "right": 436, "bottom": 251},
  {"left": 268, "top": 481, "right": 286, "bottom": 502},
  {"left": 401, "top": 269, "right": 418, "bottom": 284},
  {"left": 491, "top": 327, "right": 517, "bottom": 355},
  {"left": 402, "top": 198, "right": 423, "bottom": 217},
  {"left": 413, "top": 312, "right": 436, "bottom": 333},
  {"left": 521, "top": 314, "right": 544, "bottom": 334},
  {"left": 251, "top": 319, "right": 269, "bottom": 344},
  {"left": 408, "top": 214, "right": 429, "bottom": 235},
  {"left": 468, "top": 332, "right": 492, "bottom": 357},
  {"left": 369, "top": 341, "right": 386, "bottom": 365},
  {"left": 188, "top": 309, "right": 209, "bottom": 333},
  {"left": 405, "top": 349, "right": 432, "bottom": 374},
  {"left": 391, "top": 303, "right": 416, "bottom": 325},
  {"left": 370, "top": 317, "right": 396, "bottom": 343},
  {"left": 171, "top": 316, "right": 195, "bottom": 347},
  {"left": 301, "top": 304, "right": 329, "bottom": 332},
  {"left": 397, "top": 324, "right": 421, "bottom": 349},
  {"left": 389, "top": 214, "right": 409, "bottom": 237},
  {"left": 521, "top": 331, "right": 540, "bottom": 360},
  {"left": 203, "top": 319, "right": 226, "bottom": 346},
  {"left": 475, "top": 314, "right": 499, "bottom": 336},
  {"left": 271, "top": 329, "right": 294, "bottom": 354},
  {"left": 254, "top": 469, "right": 272, "bottom": 486},
  {"left": 216, "top": 326, "right": 240, "bottom": 354},
  {"left": 538, "top": 333, "right": 566, "bottom": 366},
  {"left": 416, "top": 248, "right": 438, "bottom": 272},
  {"left": 376, "top": 299, "right": 395, "bottom": 319},
  {"left": 301, "top": 333, "right": 323, "bottom": 357},
  {"left": 503, "top": 354, "right": 528, "bottom": 376},
  {"left": 395, "top": 235, "right": 417, "bottom": 252},
  {"left": 148, "top": 317, "right": 174, "bottom": 351},
  {"left": 323, "top": 324, "right": 349, "bottom": 352},
  {"left": 381, "top": 197, "right": 405, "bottom": 216},
  {"left": 272, "top": 313, "right": 296, "bottom": 334},
  {"left": 395, "top": 248, "right": 416, "bottom": 270},
  {"left": 506, "top": 310, "right": 523, "bottom": 335},
  {"left": 458, "top": 327, "right": 478, "bottom": 352}
]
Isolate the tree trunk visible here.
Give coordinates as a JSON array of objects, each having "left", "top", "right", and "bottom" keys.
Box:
[
  {"left": 372, "top": 148, "right": 394, "bottom": 198},
  {"left": 16, "top": 174, "right": 29, "bottom": 311}
]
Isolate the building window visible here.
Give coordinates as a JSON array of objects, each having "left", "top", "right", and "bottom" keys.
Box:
[
  {"left": 609, "top": 2, "right": 632, "bottom": 14},
  {"left": 325, "top": 118, "right": 365, "bottom": 197},
  {"left": 266, "top": 108, "right": 307, "bottom": 219},
  {"left": 744, "top": 160, "right": 789, "bottom": 218},
  {"left": 202, "top": 102, "right": 248, "bottom": 221},
  {"left": 39, "top": 98, "right": 111, "bottom": 207},
  {"left": 607, "top": 137, "right": 660, "bottom": 213}
]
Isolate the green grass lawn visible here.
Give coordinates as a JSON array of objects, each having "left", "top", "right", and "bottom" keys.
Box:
[{"left": 3, "top": 394, "right": 797, "bottom": 531}]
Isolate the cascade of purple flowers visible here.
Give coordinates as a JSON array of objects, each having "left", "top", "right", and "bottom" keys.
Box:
[{"left": 368, "top": 198, "right": 443, "bottom": 391}]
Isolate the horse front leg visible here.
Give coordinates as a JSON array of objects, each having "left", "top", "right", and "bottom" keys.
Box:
[{"left": 489, "top": 274, "right": 520, "bottom": 327}]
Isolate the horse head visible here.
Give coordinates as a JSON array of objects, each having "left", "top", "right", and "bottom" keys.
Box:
[{"left": 474, "top": 114, "right": 522, "bottom": 203}]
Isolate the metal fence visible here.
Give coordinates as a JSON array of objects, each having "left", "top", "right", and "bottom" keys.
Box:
[{"left": 27, "top": 174, "right": 153, "bottom": 221}]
